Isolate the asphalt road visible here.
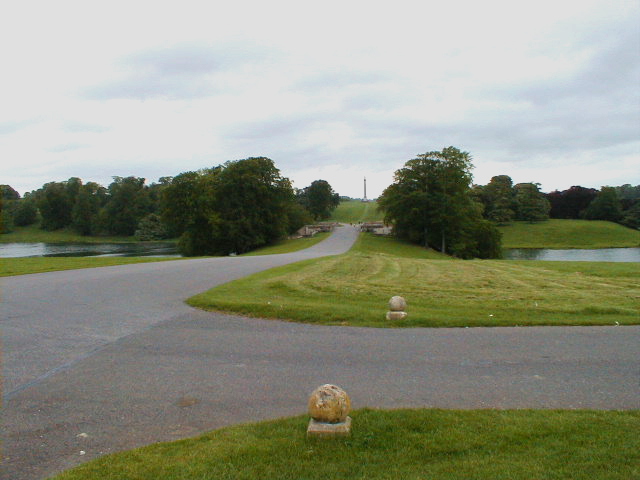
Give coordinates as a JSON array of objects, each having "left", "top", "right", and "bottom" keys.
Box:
[{"left": 2, "top": 224, "right": 639, "bottom": 479}]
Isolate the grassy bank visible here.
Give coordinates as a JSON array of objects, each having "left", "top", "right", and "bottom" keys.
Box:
[
  {"left": 0, "top": 256, "right": 183, "bottom": 277},
  {"left": 499, "top": 219, "right": 639, "bottom": 249},
  {"left": 0, "top": 224, "right": 139, "bottom": 243},
  {"left": 188, "top": 233, "right": 639, "bottom": 328},
  {"left": 242, "top": 232, "right": 330, "bottom": 256},
  {"left": 53, "top": 408, "right": 640, "bottom": 480},
  {"left": 329, "top": 200, "right": 381, "bottom": 223}
]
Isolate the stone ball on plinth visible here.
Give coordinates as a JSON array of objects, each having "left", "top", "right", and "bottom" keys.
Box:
[
  {"left": 389, "top": 296, "right": 407, "bottom": 312},
  {"left": 308, "top": 384, "right": 351, "bottom": 424}
]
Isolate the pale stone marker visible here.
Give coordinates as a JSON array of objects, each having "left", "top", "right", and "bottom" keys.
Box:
[
  {"left": 307, "top": 384, "right": 352, "bottom": 437},
  {"left": 386, "top": 295, "right": 408, "bottom": 320}
]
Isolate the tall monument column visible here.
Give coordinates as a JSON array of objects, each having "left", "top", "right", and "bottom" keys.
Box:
[{"left": 363, "top": 176, "right": 367, "bottom": 201}]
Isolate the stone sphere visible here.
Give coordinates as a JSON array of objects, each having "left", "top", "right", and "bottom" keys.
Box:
[
  {"left": 308, "top": 384, "right": 351, "bottom": 423},
  {"left": 389, "top": 296, "right": 407, "bottom": 312}
]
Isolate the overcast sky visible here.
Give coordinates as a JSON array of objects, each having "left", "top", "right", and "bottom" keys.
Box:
[{"left": 1, "top": 0, "right": 639, "bottom": 198}]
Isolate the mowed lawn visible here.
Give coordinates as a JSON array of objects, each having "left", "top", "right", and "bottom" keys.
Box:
[
  {"left": 329, "top": 199, "right": 382, "bottom": 223},
  {"left": 188, "top": 234, "right": 639, "bottom": 328},
  {"left": 53, "top": 408, "right": 639, "bottom": 480},
  {"left": 498, "top": 219, "right": 639, "bottom": 249},
  {"left": 0, "top": 223, "right": 138, "bottom": 243}
]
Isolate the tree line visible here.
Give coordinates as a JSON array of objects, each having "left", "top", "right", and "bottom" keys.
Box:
[
  {"left": 2, "top": 150, "right": 637, "bottom": 259},
  {"left": 377, "top": 147, "right": 639, "bottom": 259},
  {"left": 0, "top": 157, "right": 340, "bottom": 256}
]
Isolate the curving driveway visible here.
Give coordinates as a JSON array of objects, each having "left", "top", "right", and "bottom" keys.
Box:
[{"left": 2, "top": 224, "right": 639, "bottom": 479}]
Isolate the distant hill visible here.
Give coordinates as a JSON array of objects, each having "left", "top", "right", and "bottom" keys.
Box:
[
  {"left": 329, "top": 199, "right": 382, "bottom": 223},
  {"left": 498, "top": 219, "right": 640, "bottom": 249}
]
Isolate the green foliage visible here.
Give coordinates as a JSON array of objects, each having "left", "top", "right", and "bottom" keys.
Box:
[
  {"left": 378, "top": 146, "right": 501, "bottom": 258},
  {"left": 36, "top": 181, "right": 75, "bottom": 230},
  {"left": 297, "top": 179, "right": 340, "bottom": 220},
  {"left": 481, "top": 175, "right": 516, "bottom": 224},
  {"left": 164, "top": 158, "right": 299, "bottom": 256},
  {"left": 135, "top": 213, "right": 170, "bottom": 241},
  {"left": 11, "top": 198, "right": 38, "bottom": 226},
  {"left": 620, "top": 202, "right": 640, "bottom": 230},
  {"left": 514, "top": 182, "right": 550, "bottom": 222},
  {"left": 1, "top": 184, "right": 20, "bottom": 200},
  {"left": 52, "top": 409, "right": 640, "bottom": 480},
  {"left": 71, "top": 182, "right": 106, "bottom": 235},
  {"left": 0, "top": 207, "right": 14, "bottom": 233},
  {"left": 101, "top": 176, "right": 153, "bottom": 236},
  {"left": 584, "top": 186, "right": 623, "bottom": 222}
]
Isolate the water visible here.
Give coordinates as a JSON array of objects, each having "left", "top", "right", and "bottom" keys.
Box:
[
  {"left": 0, "top": 242, "right": 179, "bottom": 258},
  {"left": 504, "top": 247, "right": 640, "bottom": 262}
]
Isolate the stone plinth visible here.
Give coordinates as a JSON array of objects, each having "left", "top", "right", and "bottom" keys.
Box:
[
  {"left": 307, "top": 384, "right": 352, "bottom": 437},
  {"left": 386, "top": 296, "right": 407, "bottom": 321},
  {"left": 307, "top": 416, "right": 352, "bottom": 437}
]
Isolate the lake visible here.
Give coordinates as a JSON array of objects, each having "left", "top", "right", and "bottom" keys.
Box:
[
  {"left": 0, "top": 242, "right": 179, "bottom": 258},
  {"left": 503, "top": 247, "right": 640, "bottom": 262}
]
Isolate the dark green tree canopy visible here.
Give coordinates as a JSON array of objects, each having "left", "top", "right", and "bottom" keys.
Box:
[
  {"left": 378, "top": 146, "right": 501, "bottom": 258},
  {"left": 163, "top": 157, "right": 300, "bottom": 256},
  {"left": 546, "top": 186, "right": 598, "bottom": 219},
  {"left": 584, "top": 186, "right": 623, "bottom": 222},
  {"left": 514, "top": 183, "right": 550, "bottom": 222},
  {"left": 297, "top": 179, "right": 340, "bottom": 220}
]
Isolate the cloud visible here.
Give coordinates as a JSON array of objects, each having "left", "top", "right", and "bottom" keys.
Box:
[
  {"left": 82, "top": 42, "right": 273, "bottom": 100},
  {"left": 0, "top": 119, "right": 38, "bottom": 135},
  {"left": 62, "top": 121, "right": 109, "bottom": 133},
  {"left": 47, "top": 143, "right": 89, "bottom": 153}
]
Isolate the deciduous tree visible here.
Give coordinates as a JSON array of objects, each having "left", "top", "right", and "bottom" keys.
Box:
[{"left": 378, "top": 146, "right": 501, "bottom": 258}]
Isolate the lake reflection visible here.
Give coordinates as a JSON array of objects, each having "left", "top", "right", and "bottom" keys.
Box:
[
  {"left": 0, "top": 242, "right": 179, "bottom": 258},
  {"left": 504, "top": 247, "right": 640, "bottom": 262}
]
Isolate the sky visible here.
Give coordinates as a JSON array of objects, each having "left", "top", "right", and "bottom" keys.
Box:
[{"left": 1, "top": 0, "right": 639, "bottom": 199}]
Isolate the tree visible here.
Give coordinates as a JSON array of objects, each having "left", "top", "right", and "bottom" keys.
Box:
[
  {"left": 297, "top": 180, "right": 340, "bottom": 220},
  {"left": 163, "top": 158, "right": 300, "bottom": 256},
  {"left": 514, "top": 183, "right": 550, "bottom": 222},
  {"left": 378, "top": 146, "right": 501, "bottom": 258},
  {"left": 12, "top": 198, "right": 38, "bottom": 226},
  {"left": 36, "top": 181, "right": 75, "bottom": 230},
  {"left": 1, "top": 185, "right": 20, "bottom": 201},
  {"left": 101, "top": 177, "right": 153, "bottom": 236},
  {"left": 584, "top": 187, "right": 623, "bottom": 222},
  {"left": 620, "top": 202, "right": 640, "bottom": 230},
  {"left": 205, "top": 157, "right": 297, "bottom": 255},
  {"left": 135, "top": 213, "right": 169, "bottom": 240},
  {"left": 71, "top": 182, "right": 107, "bottom": 235},
  {"left": 546, "top": 186, "right": 598, "bottom": 219},
  {"left": 0, "top": 185, "right": 20, "bottom": 233},
  {"left": 483, "top": 175, "right": 515, "bottom": 224},
  {"left": 160, "top": 170, "right": 211, "bottom": 239}
]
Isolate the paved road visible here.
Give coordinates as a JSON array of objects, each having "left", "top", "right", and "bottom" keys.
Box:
[{"left": 2, "top": 225, "right": 639, "bottom": 479}]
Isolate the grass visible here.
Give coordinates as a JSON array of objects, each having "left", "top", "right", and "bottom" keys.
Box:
[
  {"left": 329, "top": 199, "right": 382, "bottom": 223},
  {"left": 52, "top": 408, "right": 640, "bottom": 480},
  {"left": 241, "top": 232, "right": 331, "bottom": 256},
  {"left": 498, "top": 219, "right": 639, "bottom": 249},
  {"left": 0, "top": 224, "right": 140, "bottom": 243},
  {"left": 188, "top": 233, "right": 640, "bottom": 328},
  {"left": 0, "top": 256, "right": 183, "bottom": 277}
]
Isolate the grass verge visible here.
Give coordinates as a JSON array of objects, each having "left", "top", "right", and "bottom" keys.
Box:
[
  {"left": 241, "top": 232, "right": 331, "bottom": 256},
  {"left": 0, "top": 256, "right": 182, "bottom": 277},
  {"left": 329, "top": 199, "right": 381, "bottom": 223},
  {"left": 0, "top": 224, "right": 140, "bottom": 243},
  {"left": 498, "top": 219, "right": 639, "bottom": 249},
  {"left": 188, "top": 233, "right": 639, "bottom": 328},
  {"left": 53, "top": 408, "right": 640, "bottom": 480}
]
